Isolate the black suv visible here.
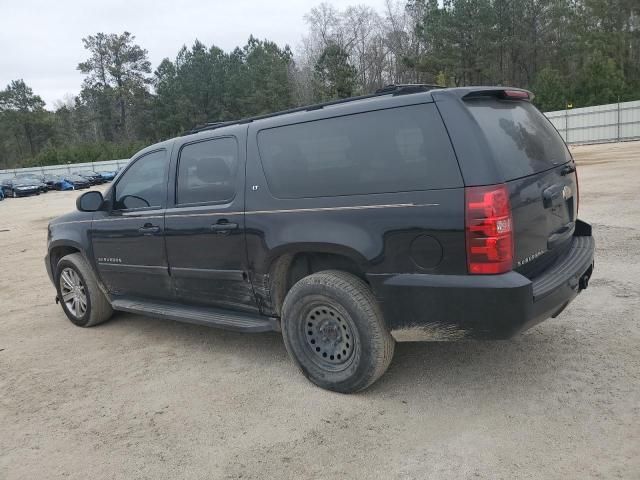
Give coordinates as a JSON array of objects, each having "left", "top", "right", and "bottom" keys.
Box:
[{"left": 45, "top": 86, "right": 594, "bottom": 392}]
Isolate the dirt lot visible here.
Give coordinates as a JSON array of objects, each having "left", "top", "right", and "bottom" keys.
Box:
[{"left": 1, "top": 142, "right": 639, "bottom": 480}]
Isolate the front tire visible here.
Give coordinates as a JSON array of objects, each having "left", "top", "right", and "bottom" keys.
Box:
[
  {"left": 55, "top": 253, "right": 113, "bottom": 327},
  {"left": 281, "top": 270, "right": 395, "bottom": 393}
]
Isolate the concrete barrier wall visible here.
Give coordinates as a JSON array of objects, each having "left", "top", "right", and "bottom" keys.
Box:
[
  {"left": 0, "top": 159, "right": 130, "bottom": 180},
  {"left": 544, "top": 100, "right": 640, "bottom": 145}
]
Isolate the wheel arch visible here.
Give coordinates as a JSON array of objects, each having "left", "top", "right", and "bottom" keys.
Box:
[
  {"left": 259, "top": 244, "right": 370, "bottom": 317},
  {"left": 48, "top": 241, "right": 85, "bottom": 277}
]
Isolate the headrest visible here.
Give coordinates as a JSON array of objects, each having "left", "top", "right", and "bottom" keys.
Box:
[{"left": 195, "top": 157, "right": 232, "bottom": 183}]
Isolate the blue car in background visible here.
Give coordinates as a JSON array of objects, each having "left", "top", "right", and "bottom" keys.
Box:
[
  {"left": 60, "top": 180, "right": 74, "bottom": 190},
  {"left": 52, "top": 175, "right": 74, "bottom": 191},
  {"left": 63, "top": 174, "right": 91, "bottom": 190},
  {"left": 39, "top": 174, "right": 81, "bottom": 191},
  {"left": 43, "top": 174, "right": 70, "bottom": 190},
  {"left": 98, "top": 170, "right": 117, "bottom": 182},
  {"left": 43, "top": 174, "right": 75, "bottom": 191}
]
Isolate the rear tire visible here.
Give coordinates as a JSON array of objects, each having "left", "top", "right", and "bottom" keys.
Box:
[
  {"left": 55, "top": 253, "right": 113, "bottom": 327},
  {"left": 281, "top": 270, "right": 395, "bottom": 393}
]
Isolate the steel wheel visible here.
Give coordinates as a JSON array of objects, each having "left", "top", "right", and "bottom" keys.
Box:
[
  {"left": 300, "top": 302, "right": 357, "bottom": 371},
  {"left": 282, "top": 271, "right": 395, "bottom": 393},
  {"left": 59, "top": 267, "right": 88, "bottom": 319}
]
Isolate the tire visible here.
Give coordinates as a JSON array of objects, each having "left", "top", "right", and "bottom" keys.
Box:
[
  {"left": 281, "top": 270, "right": 395, "bottom": 393},
  {"left": 55, "top": 253, "right": 113, "bottom": 327}
]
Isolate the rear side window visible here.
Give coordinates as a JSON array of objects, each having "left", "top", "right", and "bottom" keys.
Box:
[
  {"left": 466, "top": 99, "right": 572, "bottom": 180},
  {"left": 257, "top": 104, "right": 461, "bottom": 198},
  {"left": 176, "top": 137, "right": 238, "bottom": 205}
]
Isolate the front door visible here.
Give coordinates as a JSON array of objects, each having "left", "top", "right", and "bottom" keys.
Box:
[
  {"left": 91, "top": 148, "right": 172, "bottom": 301},
  {"left": 164, "top": 133, "right": 258, "bottom": 313}
]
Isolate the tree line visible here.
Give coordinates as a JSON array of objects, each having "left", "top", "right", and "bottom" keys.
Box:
[{"left": 1, "top": 0, "right": 638, "bottom": 169}]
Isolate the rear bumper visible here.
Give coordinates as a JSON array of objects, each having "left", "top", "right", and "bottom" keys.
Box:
[{"left": 368, "top": 222, "right": 595, "bottom": 341}]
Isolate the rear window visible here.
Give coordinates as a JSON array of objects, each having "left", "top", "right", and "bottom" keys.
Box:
[
  {"left": 466, "top": 99, "right": 571, "bottom": 180},
  {"left": 257, "top": 104, "right": 461, "bottom": 198}
]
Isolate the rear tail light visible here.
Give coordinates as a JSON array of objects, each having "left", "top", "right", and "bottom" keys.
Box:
[
  {"left": 463, "top": 89, "right": 533, "bottom": 101},
  {"left": 465, "top": 184, "right": 514, "bottom": 274},
  {"left": 503, "top": 90, "right": 530, "bottom": 100}
]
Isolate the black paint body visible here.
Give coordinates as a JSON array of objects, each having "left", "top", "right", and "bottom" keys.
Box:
[{"left": 46, "top": 87, "right": 595, "bottom": 340}]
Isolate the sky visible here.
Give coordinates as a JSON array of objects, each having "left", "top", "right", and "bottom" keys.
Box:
[{"left": 0, "top": 0, "right": 389, "bottom": 109}]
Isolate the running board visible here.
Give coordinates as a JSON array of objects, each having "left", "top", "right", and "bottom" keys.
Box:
[{"left": 111, "top": 298, "right": 280, "bottom": 333}]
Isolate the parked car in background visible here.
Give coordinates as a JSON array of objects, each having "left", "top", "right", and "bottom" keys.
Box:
[
  {"left": 0, "top": 186, "right": 4, "bottom": 201},
  {"left": 44, "top": 174, "right": 74, "bottom": 191},
  {"left": 43, "top": 174, "right": 65, "bottom": 190},
  {"left": 15, "top": 174, "right": 48, "bottom": 193},
  {"left": 75, "top": 170, "right": 105, "bottom": 185},
  {"left": 60, "top": 180, "right": 74, "bottom": 190},
  {"left": 1, "top": 177, "right": 42, "bottom": 197},
  {"left": 64, "top": 174, "right": 91, "bottom": 190},
  {"left": 98, "top": 171, "right": 117, "bottom": 182}
]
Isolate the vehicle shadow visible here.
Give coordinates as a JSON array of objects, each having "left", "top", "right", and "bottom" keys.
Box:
[
  {"left": 106, "top": 311, "right": 289, "bottom": 358},
  {"left": 371, "top": 327, "right": 573, "bottom": 396},
  {"left": 106, "top": 311, "right": 572, "bottom": 396}
]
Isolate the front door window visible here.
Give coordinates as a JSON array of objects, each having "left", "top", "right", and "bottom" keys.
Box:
[{"left": 114, "top": 150, "right": 169, "bottom": 210}]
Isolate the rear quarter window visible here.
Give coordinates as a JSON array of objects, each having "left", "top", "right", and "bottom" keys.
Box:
[
  {"left": 466, "top": 99, "right": 572, "bottom": 180},
  {"left": 257, "top": 103, "right": 462, "bottom": 198}
]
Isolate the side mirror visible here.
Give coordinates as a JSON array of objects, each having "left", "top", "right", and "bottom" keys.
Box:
[{"left": 76, "top": 191, "right": 104, "bottom": 212}]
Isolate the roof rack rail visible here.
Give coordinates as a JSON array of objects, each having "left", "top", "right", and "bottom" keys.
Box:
[
  {"left": 374, "top": 84, "right": 444, "bottom": 94},
  {"left": 183, "top": 83, "right": 444, "bottom": 136},
  {"left": 182, "top": 121, "right": 225, "bottom": 136}
]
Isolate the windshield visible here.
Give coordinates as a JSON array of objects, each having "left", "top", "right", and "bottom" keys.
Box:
[{"left": 14, "top": 179, "right": 38, "bottom": 186}]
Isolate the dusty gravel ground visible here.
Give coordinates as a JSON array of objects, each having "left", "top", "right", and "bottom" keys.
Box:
[{"left": 1, "top": 142, "right": 639, "bottom": 480}]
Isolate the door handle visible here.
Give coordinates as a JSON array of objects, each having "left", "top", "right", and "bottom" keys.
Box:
[
  {"left": 138, "top": 224, "right": 161, "bottom": 234},
  {"left": 211, "top": 221, "right": 238, "bottom": 233}
]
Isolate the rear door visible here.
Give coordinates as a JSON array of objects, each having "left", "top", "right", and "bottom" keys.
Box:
[
  {"left": 164, "top": 131, "right": 258, "bottom": 313},
  {"left": 464, "top": 96, "right": 577, "bottom": 276}
]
